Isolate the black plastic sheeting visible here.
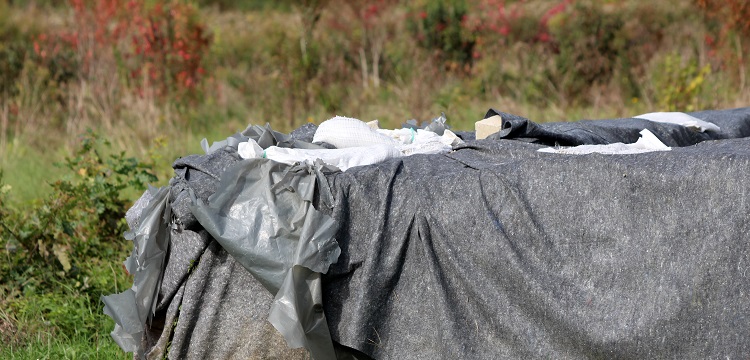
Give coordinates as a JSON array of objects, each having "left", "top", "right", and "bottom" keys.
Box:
[
  {"left": 484, "top": 108, "right": 750, "bottom": 146},
  {"left": 105, "top": 107, "right": 750, "bottom": 359}
]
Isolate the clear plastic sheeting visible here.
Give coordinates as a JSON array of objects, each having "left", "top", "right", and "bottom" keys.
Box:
[
  {"left": 190, "top": 159, "right": 342, "bottom": 359},
  {"left": 237, "top": 138, "right": 264, "bottom": 159}
]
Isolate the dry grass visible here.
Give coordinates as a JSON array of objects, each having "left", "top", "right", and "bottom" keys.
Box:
[{"left": 2, "top": 1, "right": 749, "bottom": 201}]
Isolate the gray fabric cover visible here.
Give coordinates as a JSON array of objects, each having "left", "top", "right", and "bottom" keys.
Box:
[
  {"left": 688, "top": 107, "right": 750, "bottom": 138},
  {"left": 106, "top": 107, "right": 750, "bottom": 359},
  {"left": 321, "top": 137, "right": 750, "bottom": 358},
  {"left": 161, "top": 240, "right": 308, "bottom": 360}
]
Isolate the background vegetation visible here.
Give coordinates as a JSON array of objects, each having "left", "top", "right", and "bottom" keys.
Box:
[{"left": 1, "top": 0, "right": 748, "bottom": 357}]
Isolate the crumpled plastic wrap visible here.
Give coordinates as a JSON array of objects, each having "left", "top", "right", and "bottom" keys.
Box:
[
  {"left": 190, "top": 159, "right": 341, "bottom": 359},
  {"left": 403, "top": 112, "right": 449, "bottom": 136},
  {"left": 102, "top": 186, "right": 171, "bottom": 358},
  {"left": 104, "top": 124, "right": 346, "bottom": 359},
  {"left": 244, "top": 123, "right": 328, "bottom": 150}
]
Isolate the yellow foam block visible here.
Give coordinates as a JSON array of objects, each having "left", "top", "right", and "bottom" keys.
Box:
[{"left": 475, "top": 115, "right": 503, "bottom": 140}]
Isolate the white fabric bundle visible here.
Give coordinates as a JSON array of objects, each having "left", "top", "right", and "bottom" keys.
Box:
[
  {"left": 312, "top": 116, "right": 398, "bottom": 148},
  {"left": 538, "top": 129, "right": 671, "bottom": 155},
  {"left": 238, "top": 115, "right": 461, "bottom": 171},
  {"left": 262, "top": 144, "right": 401, "bottom": 171}
]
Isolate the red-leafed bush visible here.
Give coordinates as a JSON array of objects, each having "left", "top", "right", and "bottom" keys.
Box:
[
  {"left": 464, "top": 0, "right": 572, "bottom": 45},
  {"left": 697, "top": 0, "right": 750, "bottom": 39},
  {"left": 408, "top": 0, "right": 476, "bottom": 71},
  {"left": 696, "top": 0, "right": 750, "bottom": 81},
  {"left": 34, "top": 0, "right": 212, "bottom": 102}
]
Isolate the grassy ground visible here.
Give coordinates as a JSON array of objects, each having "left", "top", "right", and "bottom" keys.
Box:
[
  {"left": 1, "top": 292, "right": 129, "bottom": 360},
  {"left": 1, "top": 335, "right": 128, "bottom": 360}
]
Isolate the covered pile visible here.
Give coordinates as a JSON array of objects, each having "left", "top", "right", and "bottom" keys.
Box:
[{"left": 105, "top": 108, "right": 750, "bottom": 359}]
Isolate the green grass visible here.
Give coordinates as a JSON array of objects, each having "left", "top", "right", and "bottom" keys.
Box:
[
  {"left": 1, "top": 334, "right": 129, "bottom": 360},
  {"left": 0, "top": 145, "right": 65, "bottom": 203},
  {"left": 0, "top": 121, "right": 245, "bottom": 203},
  {"left": 0, "top": 291, "right": 130, "bottom": 360}
]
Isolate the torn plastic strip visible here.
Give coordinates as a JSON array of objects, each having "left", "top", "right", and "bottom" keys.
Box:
[
  {"left": 243, "top": 123, "right": 327, "bottom": 150},
  {"left": 102, "top": 186, "right": 171, "bottom": 358},
  {"left": 201, "top": 133, "right": 248, "bottom": 155},
  {"left": 268, "top": 265, "right": 334, "bottom": 357},
  {"left": 190, "top": 159, "right": 341, "bottom": 360}
]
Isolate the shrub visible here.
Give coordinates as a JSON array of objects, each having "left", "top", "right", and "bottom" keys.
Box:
[
  {"left": 29, "top": 0, "right": 213, "bottom": 103},
  {"left": 0, "top": 1, "right": 28, "bottom": 98},
  {"left": 546, "top": 2, "right": 626, "bottom": 101},
  {"left": 0, "top": 131, "right": 157, "bottom": 342},
  {"left": 650, "top": 53, "right": 712, "bottom": 112},
  {"left": 545, "top": 1, "right": 670, "bottom": 103},
  {"left": 462, "top": 0, "right": 571, "bottom": 103},
  {"left": 697, "top": 0, "right": 750, "bottom": 88}
]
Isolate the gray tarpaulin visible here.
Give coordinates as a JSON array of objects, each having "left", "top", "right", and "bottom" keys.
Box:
[
  {"left": 102, "top": 186, "right": 170, "bottom": 358},
  {"left": 321, "top": 136, "right": 750, "bottom": 358},
  {"left": 105, "top": 107, "right": 750, "bottom": 359},
  {"left": 190, "top": 159, "right": 342, "bottom": 359}
]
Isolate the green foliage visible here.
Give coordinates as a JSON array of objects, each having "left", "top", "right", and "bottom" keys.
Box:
[
  {"left": 547, "top": 1, "right": 670, "bottom": 102},
  {"left": 195, "top": 0, "right": 292, "bottom": 12},
  {"left": 652, "top": 53, "right": 712, "bottom": 112},
  {"left": 0, "top": 1, "right": 28, "bottom": 97},
  {"left": 548, "top": 2, "right": 625, "bottom": 100},
  {"left": 0, "top": 42, "right": 26, "bottom": 97},
  {"left": 1, "top": 330, "right": 129, "bottom": 359},
  {"left": 0, "top": 131, "right": 157, "bottom": 348}
]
